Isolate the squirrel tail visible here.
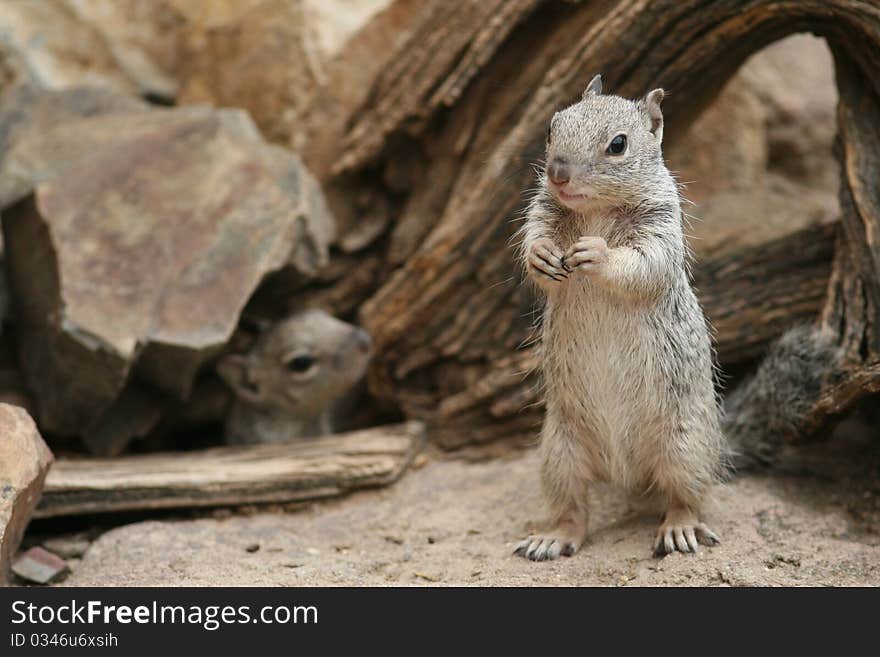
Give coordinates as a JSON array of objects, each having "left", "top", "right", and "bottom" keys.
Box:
[{"left": 723, "top": 325, "right": 842, "bottom": 471}]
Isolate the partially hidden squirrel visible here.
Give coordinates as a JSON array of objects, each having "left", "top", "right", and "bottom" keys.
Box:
[
  {"left": 514, "top": 74, "right": 841, "bottom": 561},
  {"left": 217, "top": 309, "right": 372, "bottom": 445}
]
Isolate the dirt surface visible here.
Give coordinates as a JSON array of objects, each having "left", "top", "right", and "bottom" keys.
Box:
[{"left": 53, "top": 420, "right": 880, "bottom": 587}]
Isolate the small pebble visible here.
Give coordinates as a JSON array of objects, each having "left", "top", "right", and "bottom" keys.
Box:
[
  {"left": 42, "top": 535, "right": 91, "bottom": 559},
  {"left": 12, "top": 547, "right": 70, "bottom": 584}
]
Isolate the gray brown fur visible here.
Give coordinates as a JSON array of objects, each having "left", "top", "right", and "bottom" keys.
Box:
[
  {"left": 515, "top": 75, "right": 723, "bottom": 560},
  {"left": 723, "top": 325, "right": 842, "bottom": 470},
  {"left": 217, "top": 309, "right": 371, "bottom": 445}
]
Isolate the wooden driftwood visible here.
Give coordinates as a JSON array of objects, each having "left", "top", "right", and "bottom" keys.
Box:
[
  {"left": 697, "top": 221, "right": 837, "bottom": 365},
  {"left": 36, "top": 422, "right": 424, "bottom": 518},
  {"left": 277, "top": 0, "right": 880, "bottom": 447}
]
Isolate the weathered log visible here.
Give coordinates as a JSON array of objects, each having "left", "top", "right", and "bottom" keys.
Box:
[
  {"left": 300, "top": 0, "right": 880, "bottom": 447},
  {"left": 36, "top": 421, "right": 424, "bottom": 518},
  {"left": 697, "top": 221, "right": 836, "bottom": 364}
]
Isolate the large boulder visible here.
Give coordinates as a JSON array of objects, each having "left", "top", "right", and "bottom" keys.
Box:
[
  {"left": 668, "top": 33, "right": 839, "bottom": 259},
  {"left": 66, "top": 0, "right": 397, "bottom": 147},
  {"left": 0, "top": 85, "right": 148, "bottom": 207},
  {"left": 0, "top": 87, "right": 334, "bottom": 446},
  {"left": 171, "top": 0, "right": 395, "bottom": 147},
  {"left": 0, "top": 404, "right": 53, "bottom": 585}
]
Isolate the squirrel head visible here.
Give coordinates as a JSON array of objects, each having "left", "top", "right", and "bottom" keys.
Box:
[
  {"left": 217, "top": 309, "right": 372, "bottom": 418},
  {"left": 544, "top": 74, "right": 666, "bottom": 212}
]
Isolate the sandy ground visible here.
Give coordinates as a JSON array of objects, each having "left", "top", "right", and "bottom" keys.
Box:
[{"left": 51, "top": 421, "right": 880, "bottom": 587}]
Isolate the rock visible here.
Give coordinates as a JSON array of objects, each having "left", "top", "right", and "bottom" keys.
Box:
[
  {"left": 740, "top": 34, "right": 838, "bottom": 186},
  {"left": 668, "top": 33, "right": 839, "bottom": 259},
  {"left": 42, "top": 533, "right": 92, "bottom": 560},
  {"left": 169, "top": 0, "right": 396, "bottom": 149},
  {"left": 43, "top": 0, "right": 423, "bottom": 259},
  {"left": 0, "top": 87, "right": 335, "bottom": 443},
  {"left": 64, "top": 0, "right": 396, "bottom": 139},
  {"left": 0, "top": 31, "right": 34, "bottom": 90},
  {"left": 0, "top": 335, "right": 34, "bottom": 416},
  {"left": 0, "top": 84, "right": 148, "bottom": 208},
  {"left": 0, "top": 404, "right": 53, "bottom": 585},
  {"left": 82, "top": 383, "right": 171, "bottom": 457},
  {"left": 0, "top": 0, "right": 172, "bottom": 99},
  {"left": 667, "top": 74, "right": 768, "bottom": 206},
  {"left": 11, "top": 546, "right": 69, "bottom": 584},
  {"left": 172, "top": 0, "right": 325, "bottom": 145},
  {"left": 67, "top": 0, "right": 188, "bottom": 82},
  {"left": 63, "top": 0, "right": 180, "bottom": 101}
]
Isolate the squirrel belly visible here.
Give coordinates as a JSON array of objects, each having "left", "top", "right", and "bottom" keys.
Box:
[{"left": 541, "top": 215, "right": 723, "bottom": 496}]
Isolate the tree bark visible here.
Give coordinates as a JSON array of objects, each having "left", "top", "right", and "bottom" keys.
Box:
[{"left": 698, "top": 221, "right": 836, "bottom": 365}]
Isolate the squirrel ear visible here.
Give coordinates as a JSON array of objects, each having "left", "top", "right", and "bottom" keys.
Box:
[
  {"left": 583, "top": 74, "right": 602, "bottom": 99},
  {"left": 216, "top": 354, "right": 265, "bottom": 405},
  {"left": 643, "top": 88, "right": 664, "bottom": 140}
]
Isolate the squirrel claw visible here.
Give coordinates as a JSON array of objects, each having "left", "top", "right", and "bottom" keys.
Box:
[
  {"left": 514, "top": 534, "right": 580, "bottom": 561},
  {"left": 528, "top": 239, "right": 568, "bottom": 284},
  {"left": 653, "top": 521, "right": 719, "bottom": 557}
]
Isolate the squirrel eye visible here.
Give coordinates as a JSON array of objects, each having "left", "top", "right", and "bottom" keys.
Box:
[
  {"left": 546, "top": 123, "right": 552, "bottom": 144},
  {"left": 606, "top": 134, "right": 627, "bottom": 155},
  {"left": 286, "top": 355, "right": 316, "bottom": 374}
]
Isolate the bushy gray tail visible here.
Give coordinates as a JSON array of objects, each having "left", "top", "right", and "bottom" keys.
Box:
[{"left": 723, "top": 325, "right": 842, "bottom": 471}]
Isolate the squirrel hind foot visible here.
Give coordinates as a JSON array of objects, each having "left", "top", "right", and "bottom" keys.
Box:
[
  {"left": 514, "top": 517, "right": 588, "bottom": 562},
  {"left": 652, "top": 511, "right": 720, "bottom": 557},
  {"left": 514, "top": 535, "right": 578, "bottom": 561}
]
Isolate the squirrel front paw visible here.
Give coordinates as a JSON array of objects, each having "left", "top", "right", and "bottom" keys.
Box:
[
  {"left": 527, "top": 237, "right": 568, "bottom": 286},
  {"left": 564, "top": 236, "right": 609, "bottom": 274}
]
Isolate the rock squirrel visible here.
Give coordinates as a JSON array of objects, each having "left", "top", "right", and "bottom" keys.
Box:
[
  {"left": 515, "top": 74, "right": 726, "bottom": 560},
  {"left": 217, "top": 309, "right": 372, "bottom": 444},
  {"left": 514, "top": 75, "right": 844, "bottom": 561}
]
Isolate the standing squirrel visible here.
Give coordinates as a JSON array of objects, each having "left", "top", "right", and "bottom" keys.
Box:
[
  {"left": 515, "top": 74, "right": 725, "bottom": 559},
  {"left": 217, "top": 309, "right": 372, "bottom": 444},
  {"left": 514, "top": 75, "right": 844, "bottom": 561}
]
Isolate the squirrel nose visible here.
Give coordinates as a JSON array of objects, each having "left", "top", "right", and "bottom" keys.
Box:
[{"left": 547, "top": 159, "right": 570, "bottom": 186}]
